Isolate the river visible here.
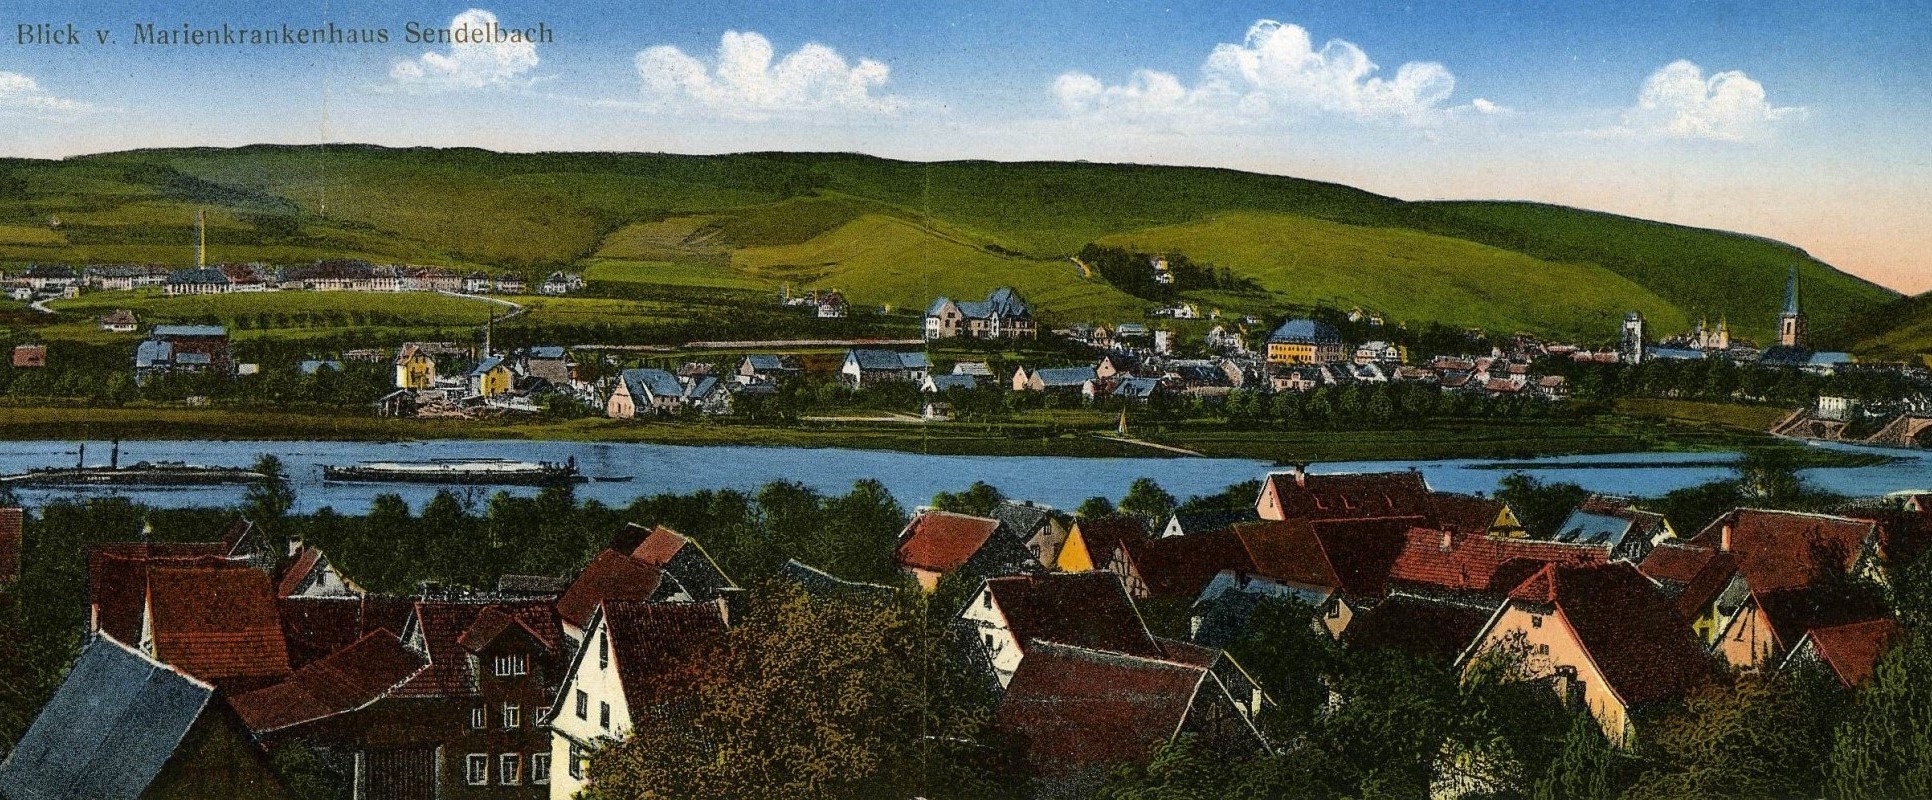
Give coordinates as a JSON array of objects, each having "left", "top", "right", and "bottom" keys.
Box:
[{"left": 0, "top": 439, "right": 1927, "bottom": 514}]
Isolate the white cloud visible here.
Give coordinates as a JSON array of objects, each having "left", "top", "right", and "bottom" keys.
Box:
[
  {"left": 390, "top": 9, "right": 540, "bottom": 90},
  {"left": 1472, "top": 98, "right": 1504, "bottom": 115},
  {"left": 634, "top": 30, "right": 900, "bottom": 121},
  {"left": 0, "top": 72, "right": 97, "bottom": 115},
  {"left": 1620, "top": 60, "right": 1804, "bottom": 141},
  {"left": 1053, "top": 20, "right": 1459, "bottom": 126}
]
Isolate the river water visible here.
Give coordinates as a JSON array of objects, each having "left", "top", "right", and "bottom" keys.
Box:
[{"left": 0, "top": 439, "right": 1927, "bottom": 514}]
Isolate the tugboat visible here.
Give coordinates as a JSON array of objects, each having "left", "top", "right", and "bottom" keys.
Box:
[
  {"left": 321, "top": 457, "right": 584, "bottom": 486},
  {"left": 0, "top": 441, "right": 265, "bottom": 487}
]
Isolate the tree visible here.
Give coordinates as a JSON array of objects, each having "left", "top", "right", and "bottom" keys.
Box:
[
  {"left": 1119, "top": 478, "right": 1177, "bottom": 522},
  {"left": 1531, "top": 714, "right": 1627, "bottom": 800},
  {"left": 933, "top": 481, "right": 1006, "bottom": 518},
  {"left": 1494, "top": 473, "right": 1587, "bottom": 539},
  {"left": 1628, "top": 672, "right": 1843, "bottom": 800},
  {"left": 1826, "top": 632, "right": 1932, "bottom": 798},
  {"left": 1223, "top": 596, "right": 1337, "bottom": 737},
  {"left": 585, "top": 584, "right": 1018, "bottom": 799},
  {"left": 1076, "top": 496, "right": 1117, "bottom": 518},
  {"left": 243, "top": 454, "right": 295, "bottom": 523}
]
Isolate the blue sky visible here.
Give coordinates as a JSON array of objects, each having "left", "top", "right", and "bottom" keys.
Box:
[{"left": 2, "top": 1, "right": 1927, "bottom": 291}]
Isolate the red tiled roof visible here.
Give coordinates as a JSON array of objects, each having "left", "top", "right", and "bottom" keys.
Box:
[
  {"left": 146, "top": 563, "right": 292, "bottom": 687},
  {"left": 556, "top": 549, "right": 666, "bottom": 631},
  {"left": 86, "top": 542, "right": 234, "bottom": 642},
  {"left": 0, "top": 507, "right": 21, "bottom": 585},
  {"left": 1234, "top": 517, "right": 1419, "bottom": 599},
  {"left": 995, "top": 642, "right": 1217, "bottom": 776},
  {"left": 1801, "top": 617, "right": 1905, "bottom": 687},
  {"left": 1637, "top": 542, "right": 1738, "bottom": 621},
  {"left": 276, "top": 547, "right": 324, "bottom": 598},
  {"left": 1692, "top": 509, "right": 1877, "bottom": 592},
  {"left": 983, "top": 572, "right": 1163, "bottom": 658},
  {"left": 230, "top": 629, "right": 428, "bottom": 735},
  {"left": 458, "top": 606, "right": 546, "bottom": 654},
  {"left": 630, "top": 526, "right": 689, "bottom": 566},
  {"left": 279, "top": 596, "right": 366, "bottom": 668},
  {"left": 1508, "top": 563, "right": 1710, "bottom": 708},
  {"left": 602, "top": 601, "right": 728, "bottom": 712},
  {"left": 1426, "top": 494, "right": 1507, "bottom": 536},
  {"left": 895, "top": 510, "right": 1002, "bottom": 573},
  {"left": 1390, "top": 527, "right": 1609, "bottom": 594},
  {"left": 1117, "top": 530, "right": 1252, "bottom": 599},
  {"left": 1069, "top": 517, "right": 1151, "bottom": 571},
  {"left": 396, "top": 600, "right": 562, "bottom": 698},
  {"left": 1751, "top": 586, "right": 1892, "bottom": 656},
  {"left": 1259, "top": 471, "right": 1433, "bottom": 521}
]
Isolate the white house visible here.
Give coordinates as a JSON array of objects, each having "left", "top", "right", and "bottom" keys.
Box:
[{"left": 543, "top": 601, "right": 726, "bottom": 800}]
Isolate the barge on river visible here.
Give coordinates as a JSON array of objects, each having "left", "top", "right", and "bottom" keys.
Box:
[
  {"left": 0, "top": 442, "right": 264, "bottom": 487},
  {"left": 321, "top": 457, "right": 584, "bottom": 486}
]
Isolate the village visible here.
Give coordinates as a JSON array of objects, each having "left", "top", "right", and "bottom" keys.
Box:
[{"left": 0, "top": 451, "right": 1923, "bottom": 798}]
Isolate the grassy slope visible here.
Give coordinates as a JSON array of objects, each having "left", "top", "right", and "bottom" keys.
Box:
[
  {"left": 1100, "top": 212, "right": 1688, "bottom": 340},
  {"left": 0, "top": 147, "right": 1895, "bottom": 342},
  {"left": 1410, "top": 201, "right": 1895, "bottom": 344}
]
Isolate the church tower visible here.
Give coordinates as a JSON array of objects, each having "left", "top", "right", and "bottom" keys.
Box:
[
  {"left": 1621, "top": 311, "right": 1646, "bottom": 364},
  {"left": 1778, "top": 267, "right": 1806, "bottom": 348}
]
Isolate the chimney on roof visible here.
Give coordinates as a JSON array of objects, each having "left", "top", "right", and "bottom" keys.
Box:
[
  {"left": 1440, "top": 529, "right": 1453, "bottom": 551},
  {"left": 1292, "top": 463, "right": 1308, "bottom": 487},
  {"left": 1720, "top": 522, "right": 1733, "bottom": 552}
]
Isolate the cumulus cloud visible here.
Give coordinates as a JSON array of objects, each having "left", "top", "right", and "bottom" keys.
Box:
[
  {"left": 0, "top": 72, "right": 97, "bottom": 115},
  {"left": 1620, "top": 60, "right": 1804, "bottom": 140},
  {"left": 634, "top": 30, "right": 900, "bottom": 120},
  {"left": 1471, "top": 98, "right": 1505, "bottom": 115},
  {"left": 390, "top": 9, "right": 539, "bottom": 90},
  {"left": 1053, "top": 20, "right": 1458, "bottom": 126}
]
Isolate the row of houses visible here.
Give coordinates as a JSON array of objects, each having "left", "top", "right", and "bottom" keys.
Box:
[
  {"left": 0, "top": 262, "right": 584, "bottom": 298},
  {"left": 0, "top": 463, "right": 1921, "bottom": 797}
]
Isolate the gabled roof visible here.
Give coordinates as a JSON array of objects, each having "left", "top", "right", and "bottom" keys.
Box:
[
  {"left": 1503, "top": 563, "right": 1710, "bottom": 709},
  {"left": 0, "top": 507, "right": 21, "bottom": 585},
  {"left": 994, "top": 642, "right": 1224, "bottom": 776},
  {"left": 619, "top": 367, "right": 683, "bottom": 399},
  {"left": 1343, "top": 592, "right": 1500, "bottom": 664},
  {"left": 1259, "top": 470, "right": 1434, "bottom": 521},
  {"left": 230, "top": 629, "right": 429, "bottom": 735},
  {"left": 396, "top": 600, "right": 562, "bottom": 697},
  {"left": 468, "top": 356, "right": 506, "bottom": 376},
  {"left": 926, "top": 373, "right": 979, "bottom": 391},
  {"left": 1163, "top": 510, "right": 1259, "bottom": 537},
  {"left": 599, "top": 601, "right": 728, "bottom": 713},
  {"left": 896, "top": 510, "right": 1003, "bottom": 573},
  {"left": 1389, "top": 526, "right": 1609, "bottom": 594},
  {"left": 276, "top": 546, "right": 326, "bottom": 598},
  {"left": 1427, "top": 493, "right": 1508, "bottom": 536},
  {"left": 1692, "top": 509, "right": 1878, "bottom": 592},
  {"left": 1033, "top": 366, "right": 1098, "bottom": 387},
  {"left": 1229, "top": 517, "right": 1417, "bottom": 600},
  {"left": 1070, "top": 516, "right": 1151, "bottom": 571},
  {"left": 458, "top": 606, "right": 548, "bottom": 654},
  {"left": 990, "top": 501, "right": 1057, "bottom": 538},
  {"left": 1791, "top": 618, "right": 1905, "bottom": 688},
  {"left": 150, "top": 324, "right": 227, "bottom": 338},
  {"left": 86, "top": 545, "right": 231, "bottom": 643},
  {"left": 780, "top": 559, "right": 897, "bottom": 599},
  {"left": 1638, "top": 542, "right": 1738, "bottom": 620},
  {"left": 146, "top": 562, "right": 292, "bottom": 686},
  {"left": 848, "top": 349, "right": 928, "bottom": 371},
  {"left": 278, "top": 596, "right": 366, "bottom": 668},
  {"left": 0, "top": 636, "right": 214, "bottom": 800},
  {"left": 556, "top": 549, "right": 668, "bottom": 631},
  {"left": 981, "top": 572, "right": 1163, "bottom": 659},
  {"left": 1112, "top": 377, "right": 1162, "bottom": 397}
]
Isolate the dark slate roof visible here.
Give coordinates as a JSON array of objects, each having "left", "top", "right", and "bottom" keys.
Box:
[
  {"left": 848, "top": 349, "right": 929, "bottom": 371},
  {"left": 991, "top": 501, "right": 1056, "bottom": 539},
  {"left": 150, "top": 324, "right": 227, "bottom": 338},
  {"left": 982, "top": 572, "right": 1164, "bottom": 659},
  {"left": 620, "top": 367, "right": 683, "bottom": 400},
  {"left": 1033, "top": 366, "right": 1097, "bottom": 387},
  {"left": 1267, "top": 318, "right": 1342, "bottom": 344},
  {"left": 0, "top": 636, "right": 213, "bottom": 800},
  {"left": 1342, "top": 592, "right": 1498, "bottom": 665},
  {"left": 1552, "top": 510, "right": 1639, "bottom": 547},
  {"left": 163, "top": 268, "right": 229, "bottom": 286},
  {"left": 1112, "top": 377, "right": 1162, "bottom": 398},
  {"left": 926, "top": 374, "right": 979, "bottom": 391},
  {"left": 780, "top": 559, "right": 898, "bottom": 599}
]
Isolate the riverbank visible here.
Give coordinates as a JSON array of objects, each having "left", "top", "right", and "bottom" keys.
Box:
[{"left": 0, "top": 402, "right": 1889, "bottom": 467}]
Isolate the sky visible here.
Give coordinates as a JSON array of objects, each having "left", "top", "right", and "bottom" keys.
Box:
[{"left": 2, "top": 0, "right": 1928, "bottom": 292}]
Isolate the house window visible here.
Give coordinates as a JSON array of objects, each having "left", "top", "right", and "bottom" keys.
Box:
[
  {"left": 498, "top": 753, "right": 521, "bottom": 785},
  {"left": 502, "top": 704, "right": 521, "bottom": 730},
  {"left": 981, "top": 592, "right": 992, "bottom": 609},
  {"left": 982, "top": 633, "right": 996, "bottom": 651},
  {"left": 1536, "top": 643, "right": 1550, "bottom": 655},
  {"left": 576, "top": 690, "right": 588, "bottom": 719},
  {"left": 465, "top": 754, "right": 488, "bottom": 785},
  {"left": 469, "top": 706, "right": 486, "bottom": 730},
  {"left": 600, "top": 701, "right": 611, "bottom": 730},
  {"left": 1531, "top": 615, "right": 1543, "bottom": 629},
  {"left": 493, "top": 653, "right": 528, "bottom": 677},
  {"left": 531, "top": 753, "right": 551, "bottom": 785},
  {"left": 599, "top": 632, "right": 609, "bottom": 670},
  {"left": 569, "top": 743, "right": 585, "bottom": 780}
]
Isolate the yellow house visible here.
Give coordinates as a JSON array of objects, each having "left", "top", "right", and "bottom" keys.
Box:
[
  {"left": 468, "top": 356, "right": 513, "bottom": 397},
  {"left": 1054, "top": 517, "right": 1147, "bottom": 573},
  {"left": 393, "top": 344, "right": 437, "bottom": 390},
  {"left": 1264, "top": 318, "right": 1345, "bottom": 365}
]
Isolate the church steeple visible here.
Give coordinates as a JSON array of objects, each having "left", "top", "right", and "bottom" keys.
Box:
[{"left": 1778, "top": 266, "right": 1806, "bottom": 348}]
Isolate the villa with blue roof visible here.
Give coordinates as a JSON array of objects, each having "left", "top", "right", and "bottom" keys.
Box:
[
  {"left": 608, "top": 368, "right": 733, "bottom": 418},
  {"left": 925, "top": 287, "right": 1037, "bottom": 340},
  {"left": 1265, "top": 318, "right": 1345, "bottom": 365},
  {"left": 841, "top": 349, "right": 930, "bottom": 387}
]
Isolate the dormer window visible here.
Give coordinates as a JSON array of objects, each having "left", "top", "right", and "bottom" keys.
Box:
[{"left": 492, "top": 653, "right": 527, "bottom": 677}]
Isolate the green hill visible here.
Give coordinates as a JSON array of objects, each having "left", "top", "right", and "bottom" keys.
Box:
[{"left": 0, "top": 145, "right": 1897, "bottom": 341}]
